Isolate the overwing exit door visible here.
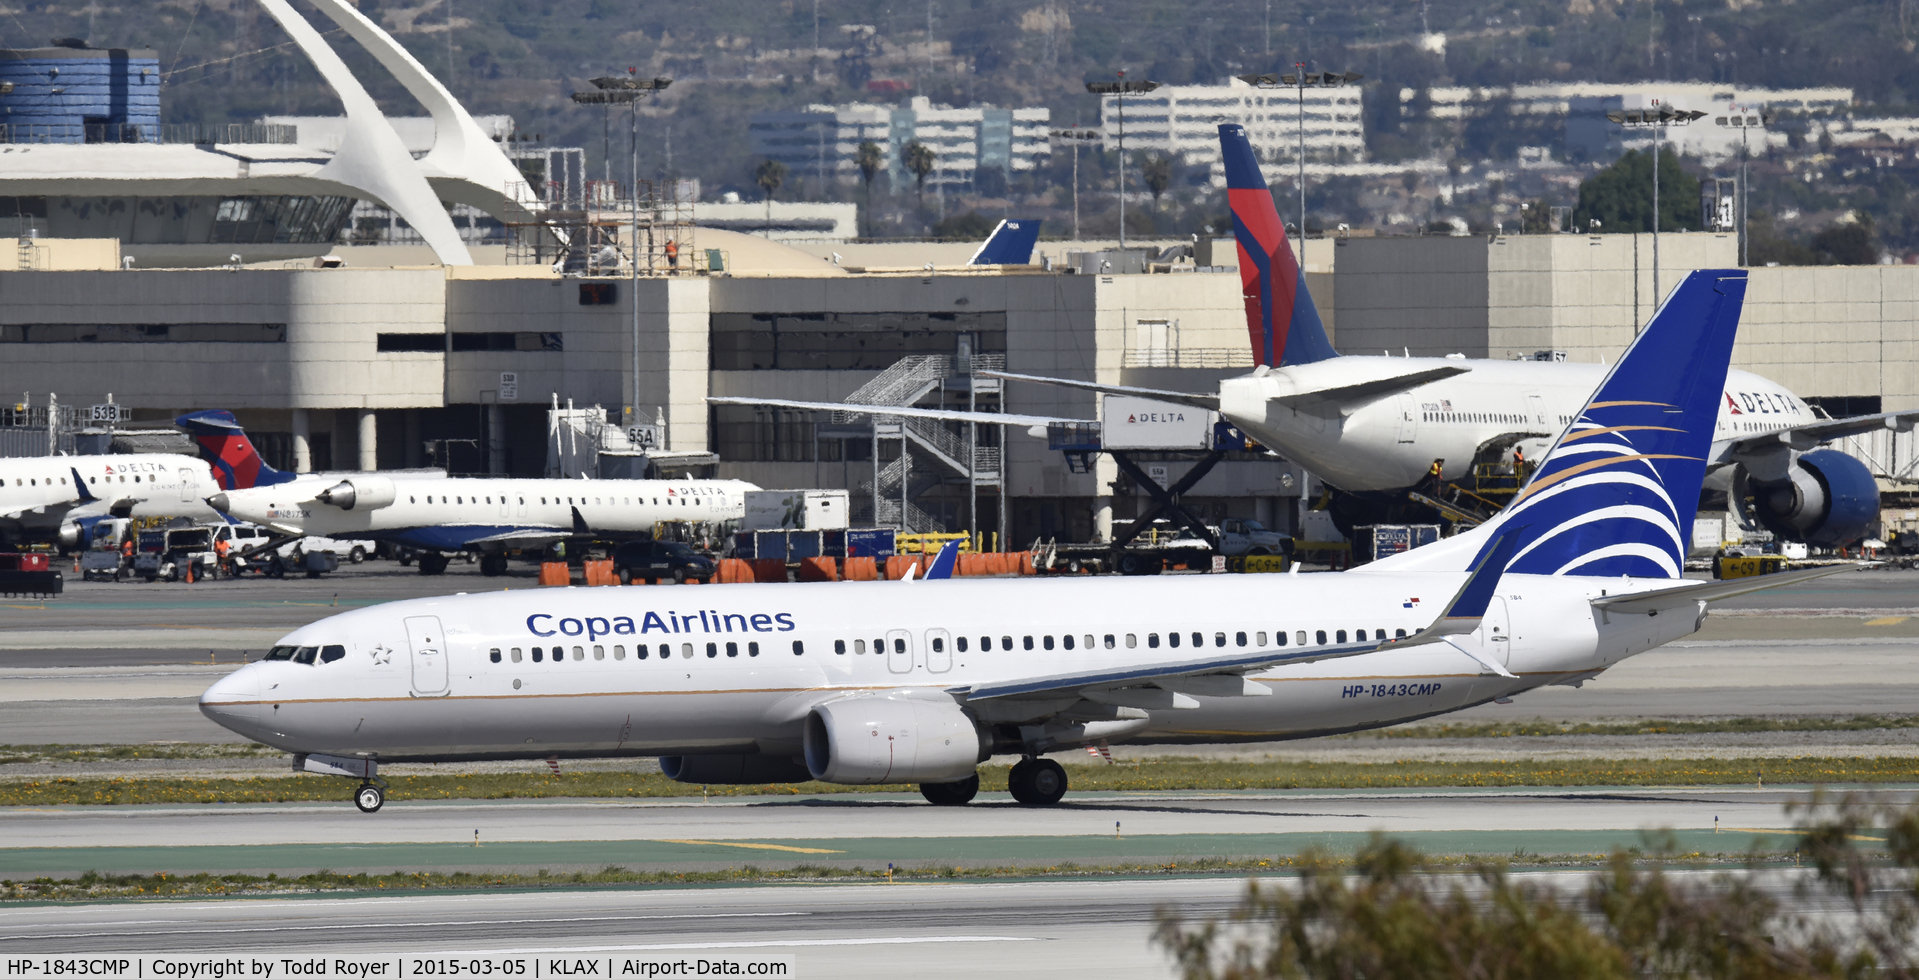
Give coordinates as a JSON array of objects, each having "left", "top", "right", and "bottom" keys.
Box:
[
  {"left": 405, "top": 615, "right": 448, "bottom": 693},
  {"left": 885, "top": 629, "right": 914, "bottom": 674}
]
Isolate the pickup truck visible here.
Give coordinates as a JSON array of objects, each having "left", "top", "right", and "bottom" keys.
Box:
[
  {"left": 1217, "top": 518, "right": 1293, "bottom": 557},
  {"left": 612, "top": 539, "right": 717, "bottom": 584}
]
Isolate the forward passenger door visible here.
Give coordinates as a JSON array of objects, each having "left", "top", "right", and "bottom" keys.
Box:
[{"left": 405, "top": 615, "right": 449, "bottom": 694}]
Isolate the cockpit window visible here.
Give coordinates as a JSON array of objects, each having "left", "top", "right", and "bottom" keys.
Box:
[
  {"left": 319, "top": 645, "right": 345, "bottom": 664},
  {"left": 293, "top": 646, "right": 319, "bottom": 665},
  {"left": 264, "top": 645, "right": 297, "bottom": 661}
]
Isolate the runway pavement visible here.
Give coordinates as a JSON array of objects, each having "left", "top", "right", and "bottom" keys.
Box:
[{"left": 0, "top": 785, "right": 1873, "bottom": 879}]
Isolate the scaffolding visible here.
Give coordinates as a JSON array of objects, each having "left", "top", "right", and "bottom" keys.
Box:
[{"left": 507, "top": 177, "right": 697, "bottom": 277}]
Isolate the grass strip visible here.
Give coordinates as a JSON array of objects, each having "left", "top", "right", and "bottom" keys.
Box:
[
  {"left": 4, "top": 757, "right": 1919, "bottom": 806},
  {"left": 0, "top": 743, "right": 281, "bottom": 766},
  {"left": 0, "top": 849, "right": 1809, "bottom": 903},
  {"left": 1363, "top": 715, "right": 1919, "bottom": 740}
]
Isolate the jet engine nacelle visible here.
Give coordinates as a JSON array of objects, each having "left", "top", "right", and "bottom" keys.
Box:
[
  {"left": 314, "top": 477, "right": 396, "bottom": 511},
  {"left": 1738, "top": 448, "right": 1878, "bottom": 547},
  {"left": 803, "top": 696, "right": 986, "bottom": 785},
  {"left": 658, "top": 754, "right": 813, "bottom": 784}
]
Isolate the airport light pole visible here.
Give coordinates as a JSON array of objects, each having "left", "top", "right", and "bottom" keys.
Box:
[
  {"left": 1238, "top": 68, "right": 1362, "bottom": 262},
  {"left": 1716, "top": 106, "right": 1771, "bottom": 268},
  {"left": 1049, "top": 128, "right": 1103, "bottom": 240},
  {"left": 1085, "top": 74, "right": 1158, "bottom": 248},
  {"left": 572, "top": 74, "right": 672, "bottom": 434},
  {"left": 1606, "top": 103, "right": 1705, "bottom": 307}
]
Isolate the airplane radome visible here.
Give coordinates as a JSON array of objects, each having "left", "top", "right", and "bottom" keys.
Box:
[{"left": 202, "top": 267, "right": 1852, "bottom": 813}]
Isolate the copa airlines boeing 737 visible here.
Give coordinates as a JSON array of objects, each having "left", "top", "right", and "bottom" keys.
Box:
[
  {"left": 200, "top": 267, "right": 1844, "bottom": 812},
  {"left": 210, "top": 473, "right": 757, "bottom": 576},
  {"left": 0, "top": 411, "right": 295, "bottom": 548}
]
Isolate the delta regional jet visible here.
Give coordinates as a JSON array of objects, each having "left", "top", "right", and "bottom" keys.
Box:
[{"left": 200, "top": 268, "right": 1845, "bottom": 812}]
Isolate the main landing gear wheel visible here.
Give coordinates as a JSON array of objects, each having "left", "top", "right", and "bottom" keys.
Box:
[
  {"left": 418, "top": 553, "right": 450, "bottom": 576},
  {"left": 480, "top": 553, "right": 508, "bottom": 577},
  {"left": 1007, "top": 758, "right": 1068, "bottom": 805},
  {"left": 354, "top": 782, "right": 385, "bottom": 813},
  {"left": 919, "top": 774, "right": 980, "bottom": 806}
]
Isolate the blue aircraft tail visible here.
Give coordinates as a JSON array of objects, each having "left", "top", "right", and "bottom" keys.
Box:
[
  {"left": 175, "top": 410, "right": 299, "bottom": 491},
  {"left": 969, "top": 219, "right": 1042, "bottom": 265},
  {"left": 1446, "top": 269, "right": 1750, "bottom": 579},
  {"left": 1220, "top": 124, "right": 1337, "bottom": 367}
]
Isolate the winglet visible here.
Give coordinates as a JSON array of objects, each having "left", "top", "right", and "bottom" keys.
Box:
[
  {"left": 923, "top": 540, "right": 962, "bottom": 580},
  {"left": 969, "top": 219, "right": 1042, "bottom": 265},
  {"left": 1387, "top": 523, "right": 1527, "bottom": 649},
  {"left": 69, "top": 467, "right": 95, "bottom": 504}
]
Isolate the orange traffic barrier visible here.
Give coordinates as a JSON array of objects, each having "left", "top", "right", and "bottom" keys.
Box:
[
  {"left": 582, "top": 559, "right": 617, "bottom": 586},
  {"left": 843, "top": 556, "right": 878, "bottom": 581},
  {"left": 885, "top": 555, "right": 919, "bottom": 580},
  {"left": 538, "top": 562, "right": 570, "bottom": 586},
  {"left": 797, "top": 556, "right": 839, "bottom": 582},
  {"left": 1014, "top": 552, "right": 1035, "bottom": 575},
  {"left": 750, "top": 558, "right": 788, "bottom": 583},
  {"left": 716, "top": 558, "right": 753, "bottom": 583}
]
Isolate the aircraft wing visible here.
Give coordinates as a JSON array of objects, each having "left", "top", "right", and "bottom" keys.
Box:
[
  {"left": 707, "top": 396, "right": 1079, "bottom": 427},
  {"left": 955, "top": 639, "right": 1379, "bottom": 703},
  {"left": 1591, "top": 564, "right": 1860, "bottom": 616},
  {"left": 1273, "top": 365, "right": 1472, "bottom": 414},
  {"left": 975, "top": 370, "right": 1221, "bottom": 411},
  {"left": 1728, "top": 409, "right": 1919, "bottom": 454}
]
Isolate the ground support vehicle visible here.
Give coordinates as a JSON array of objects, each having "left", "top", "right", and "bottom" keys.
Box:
[
  {"left": 0, "top": 552, "right": 61, "bottom": 596},
  {"left": 612, "top": 539, "right": 717, "bottom": 584}
]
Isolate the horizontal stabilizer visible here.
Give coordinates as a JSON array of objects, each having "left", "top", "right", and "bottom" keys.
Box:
[
  {"left": 1275, "top": 365, "right": 1472, "bottom": 413},
  {"left": 708, "top": 396, "right": 1078, "bottom": 427},
  {"left": 975, "top": 370, "right": 1221, "bottom": 411},
  {"left": 1592, "top": 564, "right": 1860, "bottom": 616}
]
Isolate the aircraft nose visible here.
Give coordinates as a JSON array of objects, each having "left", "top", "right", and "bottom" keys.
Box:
[
  {"left": 199, "top": 665, "right": 261, "bottom": 734},
  {"left": 205, "top": 492, "right": 230, "bottom": 513}
]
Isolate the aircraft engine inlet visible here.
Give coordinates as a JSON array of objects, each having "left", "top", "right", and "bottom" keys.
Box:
[
  {"left": 1737, "top": 448, "right": 1877, "bottom": 547},
  {"left": 314, "top": 476, "right": 397, "bottom": 511},
  {"left": 803, "top": 696, "right": 986, "bottom": 785},
  {"left": 658, "top": 755, "right": 813, "bottom": 784}
]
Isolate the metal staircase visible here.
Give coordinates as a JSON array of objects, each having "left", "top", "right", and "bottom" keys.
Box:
[{"left": 841, "top": 354, "right": 1007, "bottom": 533}]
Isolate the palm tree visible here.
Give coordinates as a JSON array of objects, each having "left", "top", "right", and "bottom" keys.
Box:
[
  {"left": 855, "top": 140, "right": 884, "bottom": 238},
  {"left": 900, "top": 140, "right": 936, "bottom": 228},
  {"left": 1142, "top": 155, "right": 1173, "bottom": 215},
  {"left": 755, "top": 158, "right": 787, "bottom": 223}
]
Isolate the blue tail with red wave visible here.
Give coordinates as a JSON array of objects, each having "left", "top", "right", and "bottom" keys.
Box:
[
  {"left": 1221, "top": 123, "right": 1337, "bottom": 368},
  {"left": 175, "top": 410, "right": 299, "bottom": 491}
]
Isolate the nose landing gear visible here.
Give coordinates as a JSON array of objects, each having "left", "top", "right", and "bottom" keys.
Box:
[{"left": 1006, "top": 757, "right": 1068, "bottom": 805}]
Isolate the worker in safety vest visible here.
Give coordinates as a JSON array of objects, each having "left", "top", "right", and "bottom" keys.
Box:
[{"left": 664, "top": 239, "right": 679, "bottom": 271}]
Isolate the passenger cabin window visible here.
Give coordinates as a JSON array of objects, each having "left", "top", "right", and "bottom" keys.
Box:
[
  {"left": 792, "top": 640, "right": 805, "bottom": 655},
  {"left": 1336, "top": 630, "right": 1348, "bottom": 643},
  {"left": 835, "top": 639, "right": 847, "bottom": 654},
  {"left": 1315, "top": 631, "right": 1327, "bottom": 645},
  {"left": 1023, "top": 636, "right": 1034, "bottom": 651},
  {"left": 931, "top": 637, "right": 945, "bottom": 653},
  {"left": 749, "top": 642, "right": 760, "bottom": 657},
  {"left": 706, "top": 642, "right": 718, "bottom": 658},
  {"left": 1192, "top": 632, "right": 1203, "bottom": 647},
  {"left": 1236, "top": 632, "right": 1248, "bottom": 647},
  {"left": 511, "top": 648, "right": 523, "bottom": 663},
  {"left": 957, "top": 637, "right": 968, "bottom": 653},
  {"left": 726, "top": 642, "right": 738, "bottom": 658},
  {"left": 1126, "top": 634, "right": 1137, "bottom": 648},
  {"left": 853, "top": 639, "right": 865, "bottom": 654},
  {"left": 1104, "top": 635, "right": 1116, "bottom": 649},
  {"left": 1296, "top": 631, "right": 1308, "bottom": 646},
  {"left": 681, "top": 643, "right": 694, "bottom": 658},
  {"left": 614, "top": 645, "right": 625, "bottom": 660},
  {"left": 572, "top": 646, "right": 584, "bottom": 661},
  {"left": 636, "top": 644, "right": 650, "bottom": 660},
  {"left": 1043, "top": 635, "right": 1055, "bottom": 651},
  {"left": 1256, "top": 632, "right": 1267, "bottom": 646},
  {"left": 594, "top": 645, "right": 605, "bottom": 660},
  {"left": 532, "top": 647, "right": 544, "bottom": 662},
  {"left": 490, "top": 648, "right": 502, "bottom": 664},
  {"left": 1148, "top": 633, "right": 1160, "bottom": 649},
  {"left": 1395, "top": 629, "right": 1407, "bottom": 638},
  {"left": 1215, "top": 632, "right": 1227, "bottom": 647},
  {"left": 1169, "top": 633, "right": 1181, "bottom": 648}
]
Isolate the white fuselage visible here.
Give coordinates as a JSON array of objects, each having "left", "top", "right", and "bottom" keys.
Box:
[
  {"left": 1220, "top": 357, "right": 1808, "bottom": 492},
  {"left": 217, "top": 476, "right": 759, "bottom": 543},
  {"left": 198, "top": 571, "right": 1700, "bottom": 761},
  {"left": 0, "top": 453, "right": 221, "bottom": 536}
]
